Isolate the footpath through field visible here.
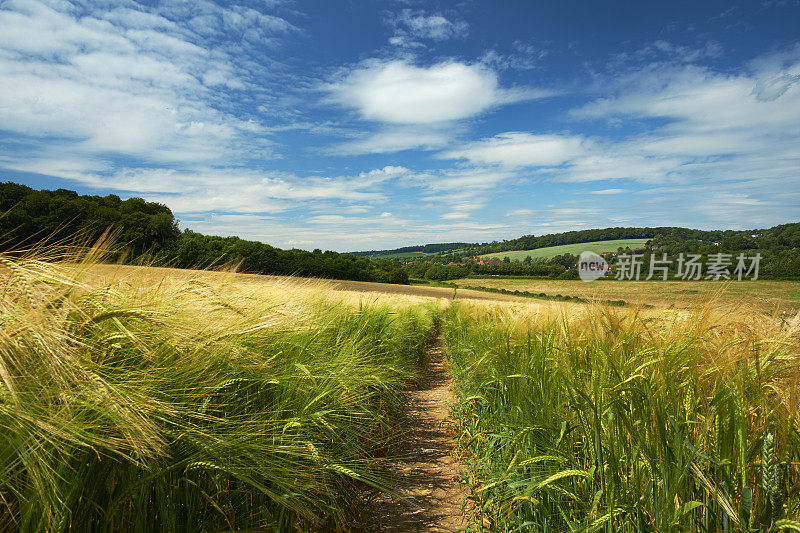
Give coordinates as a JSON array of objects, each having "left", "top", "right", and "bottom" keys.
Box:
[{"left": 367, "top": 338, "right": 467, "bottom": 532}]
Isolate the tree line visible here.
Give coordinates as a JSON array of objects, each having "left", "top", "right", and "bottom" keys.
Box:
[
  {"left": 0, "top": 182, "right": 408, "bottom": 284},
  {"left": 368, "top": 223, "right": 800, "bottom": 265},
  {"left": 400, "top": 224, "right": 800, "bottom": 280},
  {"left": 405, "top": 258, "right": 576, "bottom": 281},
  {"left": 352, "top": 242, "right": 471, "bottom": 256},
  {"left": 2, "top": 182, "right": 797, "bottom": 282}
]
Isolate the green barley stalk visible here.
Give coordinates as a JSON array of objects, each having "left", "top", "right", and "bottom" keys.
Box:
[
  {"left": 0, "top": 249, "right": 440, "bottom": 531},
  {"left": 443, "top": 301, "right": 800, "bottom": 532}
]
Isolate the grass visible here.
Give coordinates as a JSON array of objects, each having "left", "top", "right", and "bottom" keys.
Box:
[
  {"left": 480, "top": 239, "right": 650, "bottom": 262},
  {"left": 0, "top": 249, "right": 440, "bottom": 531},
  {"left": 443, "top": 301, "right": 800, "bottom": 532}
]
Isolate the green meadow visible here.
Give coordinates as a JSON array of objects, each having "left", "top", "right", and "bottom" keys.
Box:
[{"left": 480, "top": 238, "right": 651, "bottom": 261}]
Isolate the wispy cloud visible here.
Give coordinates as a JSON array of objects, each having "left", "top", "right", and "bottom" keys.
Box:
[
  {"left": 386, "top": 9, "right": 468, "bottom": 47},
  {"left": 607, "top": 40, "right": 723, "bottom": 68},
  {"left": 438, "top": 44, "right": 800, "bottom": 189},
  {"left": 0, "top": 0, "right": 292, "bottom": 171},
  {"left": 439, "top": 132, "right": 587, "bottom": 167},
  {"left": 480, "top": 40, "right": 550, "bottom": 71},
  {"left": 590, "top": 188, "right": 627, "bottom": 195}
]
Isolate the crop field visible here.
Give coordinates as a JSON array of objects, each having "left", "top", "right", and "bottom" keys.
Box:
[
  {"left": 452, "top": 277, "right": 800, "bottom": 313},
  {"left": 444, "top": 300, "right": 800, "bottom": 531},
  {"left": 0, "top": 254, "right": 442, "bottom": 531},
  {"left": 2, "top": 252, "right": 798, "bottom": 531},
  {"left": 480, "top": 238, "right": 651, "bottom": 261}
]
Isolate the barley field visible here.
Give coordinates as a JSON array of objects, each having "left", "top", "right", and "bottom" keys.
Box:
[
  {"left": 1, "top": 251, "right": 798, "bottom": 531},
  {"left": 452, "top": 278, "right": 800, "bottom": 313},
  {"left": 0, "top": 252, "right": 440, "bottom": 531},
  {"left": 443, "top": 301, "right": 800, "bottom": 532}
]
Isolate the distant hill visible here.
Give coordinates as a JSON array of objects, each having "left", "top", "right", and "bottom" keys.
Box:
[
  {"left": 355, "top": 224, "right": 800, "bottom": 258},
  {"left": 351, "top": 242, "right": 471, "bottom": 257},
  {"left": 355, "top": 223, "right": 800, "bottom": 280}
]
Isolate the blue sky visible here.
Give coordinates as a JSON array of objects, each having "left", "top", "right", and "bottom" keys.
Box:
[{"left": 1, "top": 0, "right": 799, "bottom": 251}]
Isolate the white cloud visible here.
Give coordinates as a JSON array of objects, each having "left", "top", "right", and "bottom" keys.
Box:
[
  {"left": 306, "top": 212, "right": 407, "bottom": 227},
  {"left": 557, "top": 150, "right": 686, "bottom": 183},
  {"left": 326, "top": 59, "right": 544, "bottom": 124},
  {"left": 401, "top": 167, "right": 517, "bottom": 219},
  {"left": 590, "top": 188, "right": 626, "bottom": 195},
  {"left": 146, "top": 166, "right": 402, "bottom": 212},
  {"left": 0, "top": 159, "right": 410, "bottom": 216},
  {"left": 439, "top": 47, "right": 800, "bottom": 189},
  {"left": 566, "top": 52, "right": 800, "bottom": 184},
  {"left": 184, "top": 208, "right": 444, "bottom": 251},
  {"left": 327, "top": 60, "right": 495, "bottom": 124},
  {"left": 388, "top": 36, "right": 419, "bottom": 48},
  {"left": 440, "top": 132, "right": 587, "bottom": 167},
  {"left": 441, "top": 211, "right": 470, "bottom": 220},
  {"left": 753, "top": 73, "right": 800, "bottom": 101},
  {"left": 357, "top": 165, "right": 411, "bottom": 182},
  {"left": 624, "top": 181, "right": 794, "bottom": 230},
  {"left": 574, "top": 62, "right": 800, "bottom": 141},
  {"left": 0, "top": 0, "right": 289, "bottom": 170}
]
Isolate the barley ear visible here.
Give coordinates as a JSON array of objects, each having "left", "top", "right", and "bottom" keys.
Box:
[{"left": 761, "top": 432, "right": 777, "bottom": 528}]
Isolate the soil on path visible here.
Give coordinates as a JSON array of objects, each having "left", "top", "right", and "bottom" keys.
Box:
[{"left": 367, "top": 339, "right": 468, "bottom": 532}]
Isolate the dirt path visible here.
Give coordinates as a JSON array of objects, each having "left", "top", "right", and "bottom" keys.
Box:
[{"left": 367, "top": 339, "right": 467, "bottom": 532}]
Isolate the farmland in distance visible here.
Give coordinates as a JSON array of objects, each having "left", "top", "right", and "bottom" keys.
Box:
[
  {"left": 449, "top": 277, "right": 800, "bottom": 312},
  {"left": 479, "top": 238, "right": 650, "bottom": 261}
]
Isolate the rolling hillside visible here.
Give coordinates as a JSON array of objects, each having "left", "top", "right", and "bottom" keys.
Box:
[
  {"left": 480, "top": 239, "right": 650, "bottom": 262},
  {"left": 370, "top": 251, "right": 431, "bottom": 259}
]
